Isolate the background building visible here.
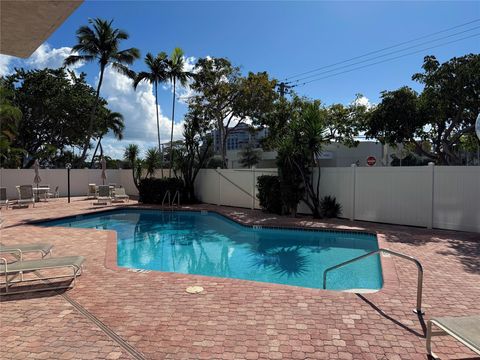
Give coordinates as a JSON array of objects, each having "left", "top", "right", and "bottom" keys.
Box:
[
  {"left": 226, "top": 141, "right": 385, "bottom": 168},
  {"left": 212, "top": 124, "right": 268, "bottom": 152}
]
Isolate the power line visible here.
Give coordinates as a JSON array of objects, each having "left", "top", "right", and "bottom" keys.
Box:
[
  {"left": 289, "top": 25, "right": 480, "bottom": 84},
  {"left": 284, "top": 18, "right": 480, "bottom": 82},
  {"left": 293, "top": 32, "right": 480, "bottom": 87}
]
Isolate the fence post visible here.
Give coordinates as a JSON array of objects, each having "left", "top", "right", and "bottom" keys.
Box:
[
  {"left": 427, "top": 162, "right": 435, "bottom": 229},
  {"left": 350, "top": 164, "right": 356, "bottom": 221},
  {"left": 251, "top": 166, "right": 256, "bottom": 210},
  {"left": 217, "top": 167, "right": 221, "bottom": 206}
]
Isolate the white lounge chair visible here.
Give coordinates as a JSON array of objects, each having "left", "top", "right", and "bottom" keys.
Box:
[
  {"left": 46, "top": 186, "right": 60, "bottom": 200},
  {"left": 0, "top": 242, "right": 53, "bottom": 258},
  {"left": 0, "top": 187, "right": 9, "bottom": 209},
  {"left": 17, "top": 185, "right": 35, "bottom": 208},
  {"left": 426, "top": 315, "right": 480, "bottom": 359},
  {"left": 86, "top": 183, "right": 97, "bottom": 199},
  {"left": 114, "top": 187, "right": 129, "bottom": 202},
  {"left": 95, "top": 185, "right": 112, "bottom": 205},
  {"left": 0, "top": 254, "right": 85, "bottom": 295}
]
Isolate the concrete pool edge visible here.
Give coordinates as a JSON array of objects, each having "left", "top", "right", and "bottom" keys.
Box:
[{"left": 33, "top": 205, "right": 379, "bottom": 237}]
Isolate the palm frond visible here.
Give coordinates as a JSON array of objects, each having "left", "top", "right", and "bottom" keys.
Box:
[
  {"left": 64, "top": 54, "right": 93, "bottom": 66},
  {"left": 116, "top": 29, "right": 129, "bottom": 40},
  {"left": 114, "top": 48, "right": 141, "bottom": 64},
  {"left": 133, "top": 71, "right": 153, "bottom": 88},
  {"left": 111, "top": 62, "right": 136, "bottom": 79}
]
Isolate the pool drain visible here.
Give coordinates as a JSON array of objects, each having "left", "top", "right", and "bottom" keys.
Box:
[{"left": 186, "top": 286, "right": 204, "bottom": 294}]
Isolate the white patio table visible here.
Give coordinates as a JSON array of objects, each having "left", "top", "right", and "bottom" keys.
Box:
[{"left": 33, "top": 187, "right": 50, "bottom": 202}]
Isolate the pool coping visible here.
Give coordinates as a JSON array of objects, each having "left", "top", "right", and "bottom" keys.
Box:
[{"left": 31, "top": 205, "right": 399, "bottom": 294}]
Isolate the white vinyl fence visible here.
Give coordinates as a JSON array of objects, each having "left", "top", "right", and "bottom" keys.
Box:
[
  {"left": 194, "top": 165, "right": 480, "bottom": 233},
  {"left": 194, "top": 168, "right": 278, "bottom": 209},
  {"left": 0, "top": 169, "right": 138, "bottom": 199},
  {"left": 0, "top": 169, "right": 174, "bottom": 200},
  {"left": 1, "top": 166, "right": 479, "bottom": 232}
]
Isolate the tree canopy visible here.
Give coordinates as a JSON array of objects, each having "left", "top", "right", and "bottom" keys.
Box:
[
  {"left": 365, "top": 54, "right": 480, "bottom": 164},
  {"left": 1, "top": 67, "right": 124, "bottom": 168},
  {"left": 188, "top": 57, "right": 278, "bottom": 168}
]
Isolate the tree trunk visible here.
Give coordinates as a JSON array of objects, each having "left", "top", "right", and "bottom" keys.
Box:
[
  {"left": 221, "top": 127, "right": 228, "bottom": 168},
  {"left": 79, "top": 65, "right": 105, "bottom": 168},
  {"left": 169, "top": 77, "right": 176, "bottom": 177},
  {"left": 185, "top": 182, "right": 196, "bottom": 203},
  {"left": 154, "top": 81, "right": 162, "bottom": 168},
  {"left": 89, "top": 93, "right": 110, "bottom": 168},
  {"left": 89, "top": 137, "right": 102, "bottom": 168}
]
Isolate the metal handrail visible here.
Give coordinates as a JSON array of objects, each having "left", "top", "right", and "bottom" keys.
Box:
[
  {"left": 161, "top": 191, "right": 171, "bottom": 207},
  {"left": 172, "top": 190, "right": 180, "bottom": 207},
  {"left": 323, "top": 248, "right": 424, "bottom": 315}
]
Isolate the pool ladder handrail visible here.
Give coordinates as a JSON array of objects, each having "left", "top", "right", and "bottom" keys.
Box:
[
  {"left": 323, "top": 248, "right": 424, "bottom": 315},
  {"left": 161, "top": 190, "right": 180, "bottom": 209},
  {"left": 172, "top": 190, "right": 180, "bottom": 208},
  {"left": 161, "top": 191, "right": 171, "bottom": 207}
]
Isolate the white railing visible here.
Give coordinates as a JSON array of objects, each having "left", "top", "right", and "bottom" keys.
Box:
[{"left": 323, "top": 248, "right": 424, "bottom": 315}]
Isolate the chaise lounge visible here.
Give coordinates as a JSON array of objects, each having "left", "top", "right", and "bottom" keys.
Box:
[
  {"left": 0, "top": 242, "right": 53, "bottom": 258},
  {"left": 114, "top": 187, "right": 129, "bottom": 202},
  {"left": 95, "top": 185, "right": 112, "bottom": 205},
  {"left": 0, "top": 187, "right": 9, "bottom": 209},
  {"left": 426, "top": 315, "right": 480, "bottom": 359},
  {"left": 16, "top": 185, "right": 35, "bottom": 208},
  {"left": 0, "top": 253, "right": 85, "bottom": 295}
]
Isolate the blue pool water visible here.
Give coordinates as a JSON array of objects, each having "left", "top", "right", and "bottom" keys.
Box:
[{"left": 43, "top": 209, "right": 383, "bottom": 290}]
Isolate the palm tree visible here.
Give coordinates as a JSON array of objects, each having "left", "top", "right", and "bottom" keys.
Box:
[
  {"left": 64, "top": 18, "right": 140, "bottom": 167},
  {"left": 165, "top": 48, "right": 192, "bottom": 176},
  {"left": 132, "top": 52, "right": 168, "bottom": 165},
  {"left": 124, "top": 144, "right": 141, "bottom": 189},
  {"left": 90, "top": 110, "right": 125, "bottom": 166},
  {"left": 144, "top": 147, "right": 161, "bottom": 178}
]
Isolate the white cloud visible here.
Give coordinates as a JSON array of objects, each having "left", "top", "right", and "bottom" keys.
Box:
[
  {"left": 352, "top": 95, "right": 373, "bottom": 109},
  {"left": 0, "top": 43, "right": 84, "bottom": 77},
  {"left": 27, "top": 43, "right": 84, "bottom": 71},
  {"left": 0, "top": 54, "right": 15, "bottom": 76},
  {"left": 99, "top": 65, "right": 185, "bottom": 158}
]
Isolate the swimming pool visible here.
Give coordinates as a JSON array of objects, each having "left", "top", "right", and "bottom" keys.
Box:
[{"left": 43, "top": 209, "right": 383, "bottom": 290}]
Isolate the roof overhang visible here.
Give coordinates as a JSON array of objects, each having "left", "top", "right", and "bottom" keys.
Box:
[{"left": 0, "top": 0, "right": 83, "bottom": 58}]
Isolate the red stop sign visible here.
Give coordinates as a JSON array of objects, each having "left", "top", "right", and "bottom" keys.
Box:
[{"left": 366, "top": 156, "right": 376, "bottom": 166}]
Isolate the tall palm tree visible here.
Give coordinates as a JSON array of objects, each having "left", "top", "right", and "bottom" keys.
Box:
[
  {"left": 165, "top": 48, "right": 192, "bottom": 176},
  {"left": 132, "top": 52, "right": 168, "bottom": 165},
  {"left": 64, "top": 18, "right": 140, "bottom": 167}
]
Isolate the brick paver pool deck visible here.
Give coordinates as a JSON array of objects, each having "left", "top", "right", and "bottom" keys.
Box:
[{"left": 1, "top": 198, "right": 479, "bottom": 359}]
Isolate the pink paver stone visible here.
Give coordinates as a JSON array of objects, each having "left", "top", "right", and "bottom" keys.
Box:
[{"left": 0, "top": 197, "right": 479, "bottom": 359}]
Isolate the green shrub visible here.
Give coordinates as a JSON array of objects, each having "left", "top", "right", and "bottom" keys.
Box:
[
  {"left": 138, "top": 177, "right": 185, "bottom": 204},
  {"left": 320, "top": 196, "right": 342, "bottom": 218},
  {"left": 257, "top": 175, "right": 283, "bottom": 214},
  {"left": 277, "top": 148, "right": 305, "bottom": 217}
]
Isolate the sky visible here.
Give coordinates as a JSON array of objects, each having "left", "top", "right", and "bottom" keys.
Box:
[{"left": 1, "top": 1, "right": 479, "bottom": 159}]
